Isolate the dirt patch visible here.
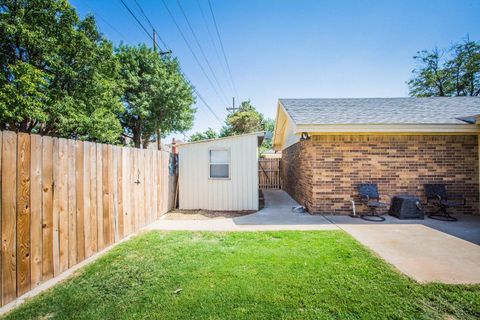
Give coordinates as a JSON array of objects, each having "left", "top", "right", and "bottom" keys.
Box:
[{"left": 163, "top": 209, "right": 255, "bottom": 220}]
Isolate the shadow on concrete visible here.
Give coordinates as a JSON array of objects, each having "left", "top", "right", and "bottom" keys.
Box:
[{"left": 232, "top": 189, "right": 333, "bottom": 226}]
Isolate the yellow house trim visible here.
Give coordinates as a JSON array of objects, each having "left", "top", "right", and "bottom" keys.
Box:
[{"left": 273, "top": 101, "right": 297, "bottom": 150}]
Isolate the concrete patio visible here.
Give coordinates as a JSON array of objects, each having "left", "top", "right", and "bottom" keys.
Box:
[
  {"left": 325, "top": 209, "right": 480, "bottom": 284},
  {"left": 337, "top": 223, "right": 480, "bottom": 284},
  {"left": 326, "top": 212, "right": 480, "bottom": 245}
]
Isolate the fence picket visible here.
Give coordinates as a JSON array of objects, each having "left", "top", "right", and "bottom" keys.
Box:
[
  {"left": 2, "top": 131, "right": 17, "bottom": 304},
  {"left": 75, "top": 141, "right": 85, "bottom": 262},
  {"left": 30, "top": 135, "right": 42, "bottom": 288},
  {"left": 88, "top": 143, "right": 98, "bottom": 254},
  {"left": 16, "top": 133, "right": 31, "bottom": 296},
  {"left": 67, "top": 140, "right": 77, "bottom": 267},
  {"left": 41, "top": 136, "right": 54, "bottom": 282}
]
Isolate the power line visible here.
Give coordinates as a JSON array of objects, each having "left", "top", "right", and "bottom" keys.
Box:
[
  {"left": 192, "top": 86, "right": 223, "bottom": 123},
  {"left": 119, "top": 0, "right": 224, "bottom": 124},
  {"left": 176, "top": 0, "right": 230, "bottom": 104},
  {"left": 119, "top": 0, "right": 160, "bottom": 48},
  {"left": 83, "top": 0, "right": 130, "bottom": 41},
  {"left": 207, "top": 0, "right": 239, "bottom": 98},
  {"left": 161, "top": 0, "right": 228, "bottom": 107},
  {"left": 196, "top": 0, "right": 231, "bottom": 95},
  {"left": 132, "top": 0, "right": 168, "bottom": 49}
]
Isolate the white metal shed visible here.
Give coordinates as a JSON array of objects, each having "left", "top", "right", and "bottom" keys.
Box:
[{"left": 178, "top": 132, "right": 264, "bottom": 211}]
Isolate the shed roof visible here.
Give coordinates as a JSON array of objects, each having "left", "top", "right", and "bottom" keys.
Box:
[
  {"left": 279, "top": 97, "right": 480, "bottom": 125},
  {"left": 178, "top": 131, "right": 265, "bottom": 147}
]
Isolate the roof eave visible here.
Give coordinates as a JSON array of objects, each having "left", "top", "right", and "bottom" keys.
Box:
[
  {"left": 273, "top": 101, "right": 298, "bottom": 150},
  {"left": 295, "top": 123, "right": 480, "bottom": 134}
]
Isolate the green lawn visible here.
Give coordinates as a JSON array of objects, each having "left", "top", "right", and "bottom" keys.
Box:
[{"left": 4, "top": 231, "right": 479, "bottom": 320}]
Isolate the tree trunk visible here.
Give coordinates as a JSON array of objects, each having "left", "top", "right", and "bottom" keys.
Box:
[
  {"left": 133, "top": 133, "right": 141, "bottom": 148},
  {"left": 132, "top": 121, "right": 142, "bottom": 148},
  {"left": 142, "top": 136, "right": 150, "bottom": 149},
  {"left": 157, "top": 127, "right": 161, "bottom": 150}
]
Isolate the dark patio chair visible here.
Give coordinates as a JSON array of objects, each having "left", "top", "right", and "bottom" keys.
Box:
[
  {"left": 424, "top": 184, "right": 465, "bottom": 222},
  {"left": 358, "top": 184, "right": 388, "bottom": 221}
]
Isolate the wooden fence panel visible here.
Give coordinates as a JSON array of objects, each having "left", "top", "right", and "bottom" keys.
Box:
[
  {"left": 112, "top": 146, "right": 119, "bottom": 242},
  {"left": 117, "top": 147, "right": 124, "bottom": 240},
  {"left": 121, "top": 148, "right": 128, "bottom": 237},
  {"left": 0, "top": 130, "right": 176, "bottom": 306},
  {"left": 67, "top": 139, "right": 77, "bottom": 268},
  {"left": 41, "top": 136, "right": 54, "bottom": 282},
  {"left": 258, "top": 159, "right": 281, "bottom": 189},
  {"left": 75, "top": 141, "right": 85, "bottom": 262},
  {"left": 88, "top": 143, "right": 98, "bottom": 256},
  {"left": 56, "top": 138, "right": 69, "bottom": 275},
  {"left": 101, "top": 144, "right": 110, "bottom": 248},
  {"left": 2, "top": 131, "right": 17, "bottom": 304},
  {"left": 139, "top": 150, "right": 146, "bottom": 227},
  {"left": 96, "top": 143, "right": 104, "bottom": 251},
  {"left": 30, "top": 135, "right": 42, "bottom": 288},
  {"left": 107, "top": 145, "right": 114, "bottom": 245},
  {"left": 83, "top": 142, "right": 92, "bottom": 259},
  {"left": 16, "top": 133, "right": 31, "bottom": 296}
]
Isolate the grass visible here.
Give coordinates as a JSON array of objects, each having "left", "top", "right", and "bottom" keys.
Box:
[{"left": 4, "top": 231, "right": 480, "bottom": 320}]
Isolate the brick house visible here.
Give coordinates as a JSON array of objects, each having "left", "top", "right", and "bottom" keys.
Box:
[{"left": 273, "top": 97, "right": 480, "bottom": 215}]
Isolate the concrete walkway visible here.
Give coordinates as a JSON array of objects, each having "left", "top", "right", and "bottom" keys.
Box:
[
  {"left": 338, "top": 224, "right": 480, "bottom": 284},
  {"left": 146, "top": 190, "right": 337, "bottom": 231}
]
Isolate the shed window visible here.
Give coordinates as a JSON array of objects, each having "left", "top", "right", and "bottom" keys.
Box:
[{"left": 209, "top": 149, "right": 230, "bottom": 178}]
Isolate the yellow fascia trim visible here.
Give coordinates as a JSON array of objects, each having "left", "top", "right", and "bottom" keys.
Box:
[{"left": 273, "top": 101, "right": 297, "bottom": 150}]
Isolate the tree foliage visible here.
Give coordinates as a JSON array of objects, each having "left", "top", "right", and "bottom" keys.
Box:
[
  {"left": 189, "top": 127, "right": 218, "bottom": 142},
  {"left": 0, "top": 0, "right": 123, "bottom": 143},
  {"left": 190, "top": 101, "right": 274, "bottom": 149},
  {"left": 408, "top": 38, "right": 480, "bottom": 97},
  {"left": 116, "top": 44, "right": 195, "bottom": 148},
  {"left": 220, "top": 100, "right": 267, "bottom": 137}
]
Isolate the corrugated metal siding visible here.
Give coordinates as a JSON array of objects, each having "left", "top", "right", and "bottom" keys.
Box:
[{"left": 179, "top": 134, "right": 259, "bottom": 211}]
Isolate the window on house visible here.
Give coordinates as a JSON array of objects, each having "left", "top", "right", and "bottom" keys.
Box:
[{"left": 209, "top": 149, "right": 230, "bottom": 179}]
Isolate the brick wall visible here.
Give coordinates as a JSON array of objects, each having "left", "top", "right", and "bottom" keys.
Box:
[
  {"left": 280, "top": 139, "right": 314, "bottom": 210},
  {"left": 281, "top": 135, "right": 479, "bottom": 215}
]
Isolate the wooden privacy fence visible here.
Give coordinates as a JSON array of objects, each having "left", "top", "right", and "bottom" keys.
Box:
[
  {"left": 258, "top": 158, "right": 281, "bottom": 189},
  {"left": 0, "top": 130, "right": 176, "bottom": 306}
]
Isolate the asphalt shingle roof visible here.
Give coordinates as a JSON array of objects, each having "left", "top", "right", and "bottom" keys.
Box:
[{"left": 279, "top": 97, "right": 480, "bottom": 125}]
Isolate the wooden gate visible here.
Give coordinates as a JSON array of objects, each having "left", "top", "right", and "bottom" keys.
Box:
[{"left": 258, "top": 158, "right": 281, "bottom": 189}]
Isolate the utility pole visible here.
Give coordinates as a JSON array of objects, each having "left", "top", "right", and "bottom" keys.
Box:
[
  {"left": 153, "top": 30, "right": 157, "bottom": 52},
  {"left": 152, "top": 29, "right": 173, "bottom": 151},
  {"left": 153, "top": 30, "right": 162, "bottom": 150},
  {"left": 226, "top": 97, "right": 238, "bottom": 113}
]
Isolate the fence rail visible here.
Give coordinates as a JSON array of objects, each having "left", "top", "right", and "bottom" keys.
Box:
[
  {"left": 0, "top": 130, "right": 175, "bottom": 306},
  {"left": 258, "top": 158, "right": 281, "bottom": 189}
]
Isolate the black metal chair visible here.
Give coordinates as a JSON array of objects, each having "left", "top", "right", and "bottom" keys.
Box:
[
  {"left": 424, "top": 184, "right": 466, "bottom": 221},
  {"left": 358, "top": 184, "right": 388, "bottom": 221}
]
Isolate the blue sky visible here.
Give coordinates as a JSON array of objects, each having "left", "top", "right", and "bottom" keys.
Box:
[{"left": 71, "top": 0, "right": 480, "bottom": 140}]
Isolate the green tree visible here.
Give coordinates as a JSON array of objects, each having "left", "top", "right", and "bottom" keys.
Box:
[
  {"left": 408, "top": 38, "right": 480, "bottom": 97},
  {"left": 116, "top": 44, "right": 195, "bottom": 148},
  {"left": 189, "top": 127, "right": 218, "bottom": 142},
  {"left": 263, "top": 118, "right": 275, "bottom": 133},
  {"left": 0, "top": 0, "right": 123, "bottom": 143},
  {"left": 218, "top": 100, "right": 274, "bottom": 152},
  {"left": 220, "top": 100, "right": 265, "bottom": 137},
  {"left": 261, "top": 118, "right": 275, "bottom": 150}
]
